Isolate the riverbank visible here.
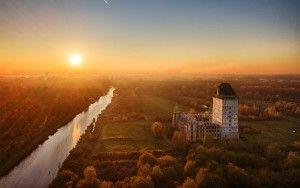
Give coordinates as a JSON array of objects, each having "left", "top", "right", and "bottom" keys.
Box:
[
  {"left": 50, "top": 86, "right": 189, "bottom": 187},
  {"left": 0, "top": 87, "right": 114, "bottom": 188},
  {"left": 0, "top": 77, "right": 110, "bottom": 177}
]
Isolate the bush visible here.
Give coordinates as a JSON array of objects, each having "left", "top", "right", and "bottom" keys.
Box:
[
  {"left": 183, "top": 160, "right": 196, "bottom": 177},
  {"left": 151, "top": 165, "right": 163, "bottom": 183},
  {"left": 258, "top": 169, "right": 279, "bottom": 187},
  {"left": 137, "top": 163, "right": 152, "bottom": 177},
  {"left": 225, "top": 163, "right": 259, "bottom": 188},
  {"left": 282, "top": 169, "right": 300, "bottom": 188},
  {"left": 59, "top": 169, "right": 79, "bottom": 182},
  {"left": 151, "top": 122, "right": 165, "bottom": 138},
  {"left": 286, "top": 152, "right": 300, "bottom": 168},
  {"left": 181, "top": 177, "right": 197, "bottom": 188},
  {"left": 195, "top": 168, "right": 208, "bottom": 185},
  {"left": 131, "top": 176, "right": 154, "bottom": 188},
  {"left": 195, "top": 168, "right": 228, "bottom": 188},
  {"left": 158, "top": 155, "right": 177, "bottom": 167},
  {"left": 137, "top": 151, "right": 157, "bottom": 168},
  {"left": 77, "top": 166, "right": 102, "bottom": 188},
  {"left": 293, "top": 141, "right": 300, "bottom": 150},
  {"left": 172, "top": 131, "right": 187, "bottom": 150},
  {"left": 100, "top": 181, "right": 114, "bottom": 188}
]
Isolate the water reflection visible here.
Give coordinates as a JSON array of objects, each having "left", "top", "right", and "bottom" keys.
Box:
[{"left": 0, "top": 88, "right": 114, "bottom": 188}]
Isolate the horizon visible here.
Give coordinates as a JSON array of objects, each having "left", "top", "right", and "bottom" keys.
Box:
[{"left": 0, "top": 0, "right": 300, "bottom": 74}]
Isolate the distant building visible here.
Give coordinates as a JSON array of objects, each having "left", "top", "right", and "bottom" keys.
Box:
[{"left": 172, "top": 83, "right": 239, "bottom": 142}]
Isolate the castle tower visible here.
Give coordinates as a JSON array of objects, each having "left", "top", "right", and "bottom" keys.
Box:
[{"left": 212, "top": 83, "right": 239, "bottom": 139}]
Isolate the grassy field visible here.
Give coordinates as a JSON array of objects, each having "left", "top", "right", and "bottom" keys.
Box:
[
  {"left": 241, "top": 118, "right": 300, "bottom": 145},
  {"left": 141, "top": 95, "right": 189, "bottom": 120},
  {"left": 93, "top": 121, "right": 171, "bottom": 153},
  {"left": 93, "top": 95, "right": 189, "bottom": 154}
]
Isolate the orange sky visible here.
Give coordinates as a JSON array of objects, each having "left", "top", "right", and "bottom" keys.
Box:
[{"left": 0, "top": 0, "right": 299, "bottom": 75}]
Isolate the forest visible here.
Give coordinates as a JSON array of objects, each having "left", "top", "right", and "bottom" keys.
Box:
[{"left": 0, "top": 77, "right": 110, "bottom": 176}]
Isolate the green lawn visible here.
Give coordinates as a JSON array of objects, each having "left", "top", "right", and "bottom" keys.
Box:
[
  {"left": 93, "top": 95, "right": 189, "bottom": 154},
  {"left": 241, "top": 119, "right": 300, "bottom": 145},
  {"left": 141, "top": 95, "right": 189, "bottom": 120},
  {"left": 93, "top": 121, "right": 171, "bottom": 153}
]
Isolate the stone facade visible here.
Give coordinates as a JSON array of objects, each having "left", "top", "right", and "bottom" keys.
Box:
[{"left": 172, "top": 83, "right": 239, "bottom": 142}]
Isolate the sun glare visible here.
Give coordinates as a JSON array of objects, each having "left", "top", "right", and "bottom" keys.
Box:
[{"left": 69, "top": 54, "right": 81, "bottom": 66}]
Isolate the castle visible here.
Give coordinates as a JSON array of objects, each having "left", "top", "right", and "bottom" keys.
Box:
[{"left": 172, "top": 83, "right": 239, "bottom": 142}]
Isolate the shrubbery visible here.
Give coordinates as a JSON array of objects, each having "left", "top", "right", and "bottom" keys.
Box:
[
  {"left": 172, "top": 131, "right": 187, "bottom": 150},
  {"left": 151, "top": 122, "right": 165, "bottom": 138}
]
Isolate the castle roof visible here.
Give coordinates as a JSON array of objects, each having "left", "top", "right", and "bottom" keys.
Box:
[{"left": 216, "top": 83, "right": 237, "bottom": 98}]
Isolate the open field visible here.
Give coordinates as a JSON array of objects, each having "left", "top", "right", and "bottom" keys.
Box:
[
  {"left": 141, "top": 95, "right": 189, "bottom": 120},
  {"left": 93, "top": 121, "right": 171, "bottom": 153},
  {"left": 241, "top": 118, "right": 300, "bottom": 144},
  {"left": 93, "top": 95, "right": 189, "bottom": 153}
]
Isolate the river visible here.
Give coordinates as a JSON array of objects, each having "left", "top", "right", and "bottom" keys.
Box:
[{"left": 0, "top": 87, "right": 115, "bottom": 188}]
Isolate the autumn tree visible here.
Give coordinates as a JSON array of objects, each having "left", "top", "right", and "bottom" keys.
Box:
[
  {"left": 172, "top": 131, "right": 187, "bottom": 150},
  {"left": 226, "top": 163, "right": 259, "bottom": 188},
  {"left": 286, "top": 152, "right": 300, "bottom": 168},
  {"left": 184, "top": 160, "right": 196, "bottom": 177},
  {"left": 151, "top": 121, "right": 165, "bottom": 138},
  {"left": 181, "top": 177, "right": 197, "bottom": 188},
  {"left": 131, "top": 176, "right": 154, "bottom": 188},
  {"left": 151, "top": 165, "right": 163, "bottom": 183},
  {"left": 158, "top": 155, "right": 177, "bottom": 167},
  {"left": 77, "top": 166, "right": 101, "bottom": 188},
  {"left": 137, "top": 163, "right": 152, "bottom": 177},
  {"left": 137, "top": 151, "right": 157, "bottom": 168}
]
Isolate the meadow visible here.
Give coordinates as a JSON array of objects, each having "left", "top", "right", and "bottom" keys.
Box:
[
  {"left": 93, "top": 95, "right": 189, "bottom": 154},
  {"left": 241, "top": 118, "right": 300, "bottom": 145},
  {"left": 141, "top": 95, "right": 189, "bottom": 121},
  {"left": 93, "top": 121, "right": 170, "bottom": 153}
]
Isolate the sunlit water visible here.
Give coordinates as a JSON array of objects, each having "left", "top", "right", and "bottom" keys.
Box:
[{"left": 0, "top": 88, "right": 114, "bottom": 188}]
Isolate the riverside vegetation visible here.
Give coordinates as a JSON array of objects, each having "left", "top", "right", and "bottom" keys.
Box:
[
  {"left": 51, "top": 76, "right": 300, "bottom": 188},
  {"left": 0, "top": 77, "right": 110, "bottom": 176}
]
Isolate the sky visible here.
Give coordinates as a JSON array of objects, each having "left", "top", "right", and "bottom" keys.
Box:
[{"left": 0, "top": 0, "right": 299, "bottom": 75}]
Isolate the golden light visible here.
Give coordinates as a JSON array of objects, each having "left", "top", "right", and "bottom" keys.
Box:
[{"left": 69, "top": 54, "right": 81, "bottom": 66}]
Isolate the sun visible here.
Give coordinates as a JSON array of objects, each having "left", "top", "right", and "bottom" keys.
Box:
[{"left": 69, "top": 54, "right": 81, "bottom": 66}]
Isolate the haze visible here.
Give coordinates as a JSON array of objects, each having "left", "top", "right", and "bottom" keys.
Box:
[{"left": 0, "top": 0, "right": 299, "bottom": 75}]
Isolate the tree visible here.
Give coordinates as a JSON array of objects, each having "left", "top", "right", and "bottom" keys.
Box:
[
  {"left": 172, "top": 131, "right": 187, "bottom": 150},
  {"left": 195, "top": 168, "right": 208, "bottom": 185},
  {"left": 137, "top": 151, "right": 157, "bottom": 168},
  {"left": 77, "top": 166, "right": 102, "bottom": 188},
  {"left": 258, "top": 169, "right": 279, "bottom": 187},
  {"left": 100, "top": 181, "right": 114, "bottom": 188},
  {"left": 181, "top": 177, "right": 197, "bottom": 188},
  {"left": 293, "top": 140, "right": 300, "bottom": 150},
  {"left": 151, "top": 122, "right": 165, "bottom": 138},
  {"left": 226, "top": 163, "right": 259, "bottom": 188},
  {"left": 151, "top": 165, "right": 163, "bottom": 183},
  {"left": 131, "top": 176, "right": 154, "bottom": 188},
  {"left": 195, "top": 168, "right": 228, "bottom": 188},
  {"left": 286, "top": 152, "right": 300, "bottom": 168},
  {"left": 138, "top": 163, "right": 152, "bottom": 177},
  {"left": 183, "top": 160, "right": 196, "bottom": 177},
  {"left": 158, "top": 155, "right": 177, "bottom": 167}
]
